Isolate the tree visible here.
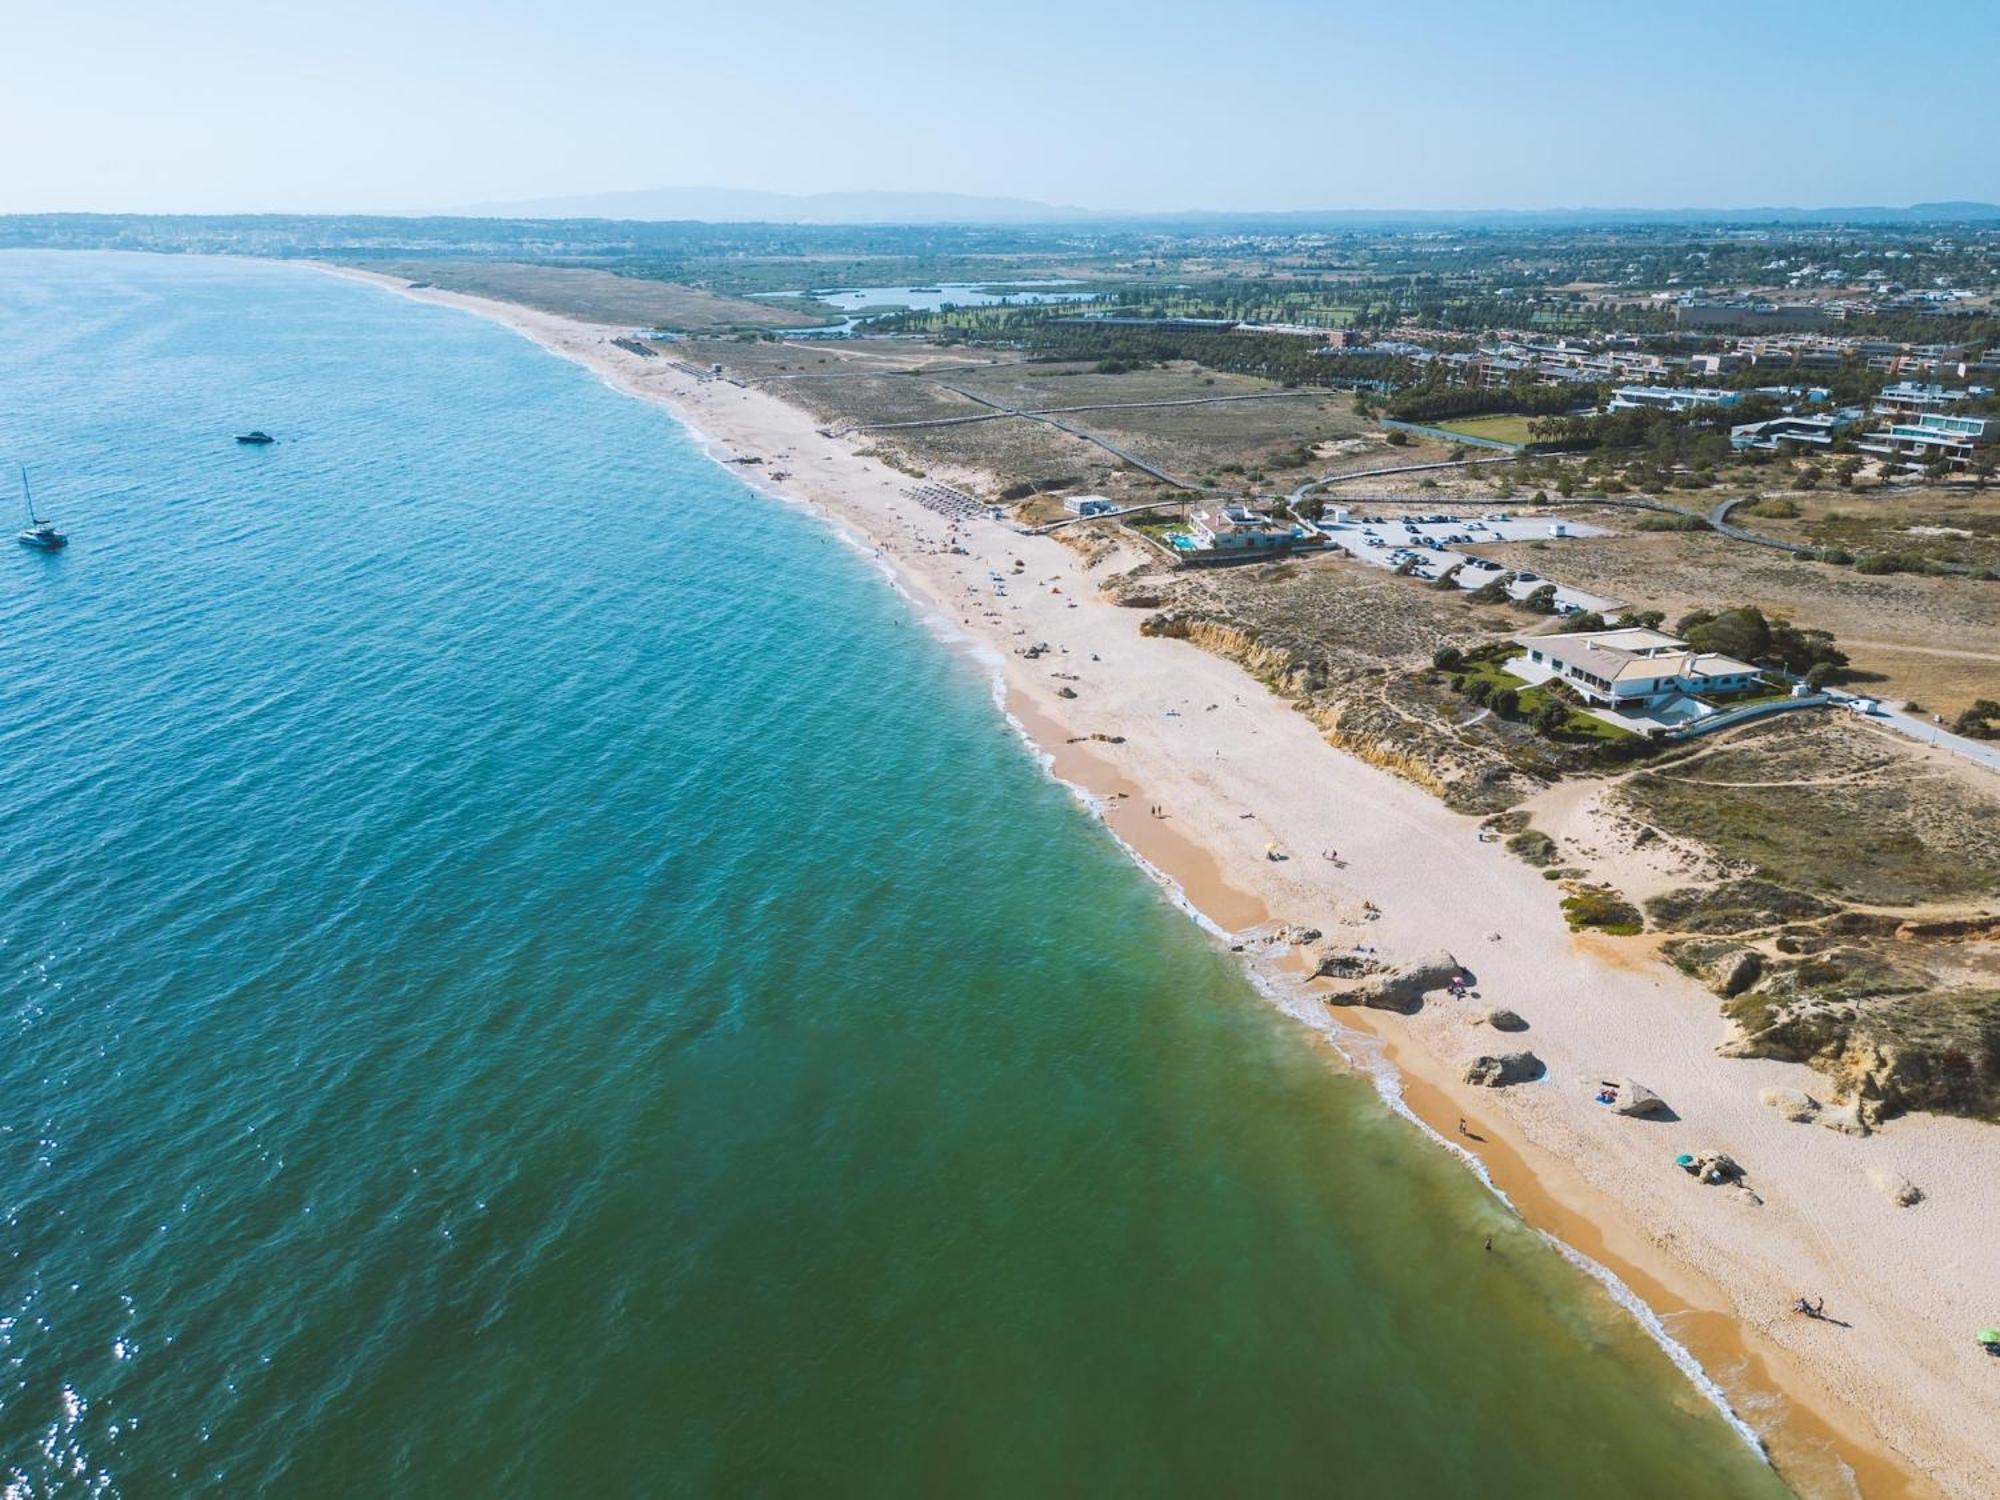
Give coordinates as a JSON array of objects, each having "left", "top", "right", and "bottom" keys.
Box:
[
  {"left": 1951, "top": 699, "right": 2000, "bottom": 739},
  {"left": 1433, "top": 644, "right": 1464, "bottom": 671},
  {"left": 1679, "top": 606, "right": 1770, "bottom": 663},
  {"left": 1490, "top": 686, "right": 1520, "bottom": 718},
  {"left": 1565, "top": 611, "right": 1608, "bottom": 633},
  {"left": 1533, "top": 700, "right": 1572, "bottom": 737},
  {"left": 1521, "top": 583, "right": 1559, "bottom": 614}
]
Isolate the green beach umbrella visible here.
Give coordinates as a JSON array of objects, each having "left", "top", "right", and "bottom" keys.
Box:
[{"left": 1979, "top": 1328, "right": 2000, "bottom": 1345}]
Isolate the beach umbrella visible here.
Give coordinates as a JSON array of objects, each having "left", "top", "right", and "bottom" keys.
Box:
[{"left": 1979, "top": 1328, "right": 2000, "bottom": 1346}]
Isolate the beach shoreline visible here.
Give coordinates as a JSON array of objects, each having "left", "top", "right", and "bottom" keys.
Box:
[{"left": 318, "top": 262, "right": 1996, "bottom": 1500}]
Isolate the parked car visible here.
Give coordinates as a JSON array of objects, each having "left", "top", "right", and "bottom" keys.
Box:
[{"left": 1516, "top": 570, "right": 1539, "bottom": 582}]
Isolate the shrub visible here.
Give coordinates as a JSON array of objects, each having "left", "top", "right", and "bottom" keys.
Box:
[
  {"left": 1490, "top": 686, "right": 1520, "bottom": 718},
  {"left": 1636, "top": 513, "right": 1709, "bottom": 532},
  {"left": 1464, "top": 678, "right": 1494, "bottom": 706},
  {"left": 1433, "top": 644, "right": 1464, "bottom": 670},
  {"left": 1953, "top": 700, "right": 2000, "bottom": 739},
  {"left": 1386, "top": 429, "right": 1410, "bottom": 447},
  {"left": 1562, "top": 886, "right": 1644, "bottom": 936},
  {"left": 1533, "top": 700, "right": 1572, "bottom": 737}
]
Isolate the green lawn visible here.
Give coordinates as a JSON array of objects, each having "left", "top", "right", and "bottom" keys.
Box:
[
  {"left": 1434, "top": 415, "right": 1537, "bottom": 446},
  {"left": 1452, "top": 655, "right": 1636, "bottom": 743}
]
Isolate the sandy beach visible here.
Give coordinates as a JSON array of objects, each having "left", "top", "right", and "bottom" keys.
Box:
[{"left": 325, "top": 265, "right": 1999, "bottom": 1499}]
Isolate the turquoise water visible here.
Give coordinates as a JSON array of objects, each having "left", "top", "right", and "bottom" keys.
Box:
[{"left": 0, "top": 253, "right": 1790, "bottom": 1497}]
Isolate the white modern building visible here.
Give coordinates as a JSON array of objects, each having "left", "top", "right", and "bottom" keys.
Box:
[
  {"left": 1516, "top": 628, "right": 1763, "bottom": 710},
  {"left": 1873, "top": 381, "right": 1972, "bottom": 417},
  {"left": 1184, "top": 503, "right": 1297, "bottom": 554},
  {"left": 1728, "top": 408, "right": 1863, "bottom": 451},
  {"left": 1063, "top": 494, "right": 1118, "bottom": 517},
  {"left": 1856, "top": 410, "right": 1997, "bottom": 470},
  {"left": 1607, "top": 385, "right": 1741, "bottom": 414}
]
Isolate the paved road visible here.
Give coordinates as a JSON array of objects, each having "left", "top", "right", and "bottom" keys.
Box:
[{"left": 1837, "top": 696, "right": 2000, "bottom": 774}]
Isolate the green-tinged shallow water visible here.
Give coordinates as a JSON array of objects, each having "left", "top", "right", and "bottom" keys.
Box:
[{"left": 0, "top": 252, "right": 1791, "bottom": 1497}]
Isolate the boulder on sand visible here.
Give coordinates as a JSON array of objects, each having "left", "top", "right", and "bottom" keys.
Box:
[
  {"left": 1705, "top": 948, "right": 1764, "bottom": 998},
  {"left": 1463, "top": 1051, "right": 1543, "bottom": 1087},
  {"left": 1480, "top": 1007, "right": 1528, "bottom": 1032},
  {"left": 1607, "top": 1078, "right": 1668, "bottom": 1118},
  {"left": 1690, "top": 1149, "right": 1743, "bottom": 1185},
  {"left": 1866, "top": 1166, "right": 1923, "bottom": 1207},
  {"left": 1759, "top": 1086, "right": 1820, "bottom": 1124},
  {"left": 1322, "top": 949, "right": 1462, "bottom": 1013}
]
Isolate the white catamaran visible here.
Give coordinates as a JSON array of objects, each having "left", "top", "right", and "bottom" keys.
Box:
[{"left": 16, "top": 466, "right": 67, "bottom": 551}]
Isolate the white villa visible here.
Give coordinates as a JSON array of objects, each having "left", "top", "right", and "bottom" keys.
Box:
[
  {"left": 1606, "top": 385, "right": 1740, "bottom": 414},
  {"left": 1184, "top": 503, "right": 1296, "bottom": 553},
  {"left": 1516, "top": 627, "right": 1763, "bottom": 711}
]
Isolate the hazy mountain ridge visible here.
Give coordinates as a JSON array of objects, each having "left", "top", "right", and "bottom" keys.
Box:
[
  {"left": 444, "top": 187, "right": 2000, "bottom": 228},
  {"left": 445, "top": 187, "right": 1094, "bottom": 224}
]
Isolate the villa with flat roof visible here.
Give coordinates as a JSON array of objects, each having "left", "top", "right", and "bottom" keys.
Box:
[
  {"left": 1856, "top": 410, "right": 1997, "bottom": 471},
  {"left": 1516, "top": 628, "right": 1763, "bottom": 711},
  {"left": 1872, "top": 381, "right": 1972, "bottom": 417},
  {"left": 1607, "top": 385, "right": 1739, "bottom": 414},
  {"left": 1729, "top": 408, "right": 1862, "bottom": 452}
]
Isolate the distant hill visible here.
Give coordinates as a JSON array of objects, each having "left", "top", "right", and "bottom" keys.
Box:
[
  {"left": 442, "top": 188, "right": 2000, "bottom": 228},
  {"left": 446, "top": 187, "right": 1093, "bottom": 225}
]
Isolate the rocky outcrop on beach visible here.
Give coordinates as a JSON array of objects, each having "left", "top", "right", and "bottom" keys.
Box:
[
  {"left": 1464, "top": 1051, "right": 1543, "bottom": 1087},
  {"left": 1607, "top": 1077, "right": 1669, "bottom": 1118},
  {"left": 1717, "top": 975, "right": 2000, "bottom": 1126},
  {"left": 1867, "top": 1166, "right": 1924, "bottom": 1207},
  {"left": 1481, "top": 1007, "right": 1528, "bottom": 1032},
  {"left": 1662, "top": 907, "right": 2000, "bottom": 1125},
  {"left": 1321, "top": 949, "right": 1462, "bottom": 1012}
]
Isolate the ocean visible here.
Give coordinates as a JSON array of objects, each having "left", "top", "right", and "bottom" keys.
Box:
[{"left": 0, "top": 252, "right": 1790, "bottom": 1496}]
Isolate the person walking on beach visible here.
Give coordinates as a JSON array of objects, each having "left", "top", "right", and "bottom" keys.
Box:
[{"left": 1457, "top": 1117, "right": 1469, "bottom": 1138}]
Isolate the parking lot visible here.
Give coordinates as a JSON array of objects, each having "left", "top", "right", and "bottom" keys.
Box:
[{"left": 1314, "top": 509, "right": 1622, "bottom": 617}]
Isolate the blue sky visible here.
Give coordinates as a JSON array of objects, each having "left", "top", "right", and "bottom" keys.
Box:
[{"left": 5, "top": 0, "right": 1998, "bottom": 214}]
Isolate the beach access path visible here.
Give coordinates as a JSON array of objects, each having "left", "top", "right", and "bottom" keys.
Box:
[{"left": 323, "top": 267, "right": 2000, "bottom": 1500}]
